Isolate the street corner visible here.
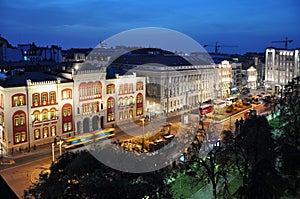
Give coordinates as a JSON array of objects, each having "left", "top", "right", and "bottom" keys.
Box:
[{"left": 0, "top": 158, "right": 15, "bottom": 165}]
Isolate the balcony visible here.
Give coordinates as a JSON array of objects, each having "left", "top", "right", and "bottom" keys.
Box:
[{"left": 33, "top": 116, "right": 59, "bottom": 126}]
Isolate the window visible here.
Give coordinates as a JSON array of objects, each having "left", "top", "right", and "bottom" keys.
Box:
[
  {"left": 50, "top": 92, "right": 55, "bottom": 104},
  {"left": 14, "top": 116, "right": 19, "bottom": 126},
  {"left": 19, "top": 96, "right": 24, "bottom": 105},
  {"left": 21, "top": 132, "right": 26, "bottom": 142},
  {"left": 63, "top": 108, "right": 67, "bottom": 117},
  {"left": 51, "top": 126, "right": 56, "bottom": 136},
  {"left": 63, "top": 123, "right": 67, "bottom": 132},
  {"left": 137, "top": 108, "right": 143, "bottom": 116},
  {"left": 137, "top": 82, "right": 143, "bottom": 90},
  {"left": 50, "top": 109, "right": 56, "bottom": 119},
  {"left": 34, "top": 111, "right": 39, "bottom": 121},
  {"left": 129, "top": 83, "right": 133, "bottom": 93},
  {"left": 119, "top": 85, "right": 123, "bottom": 94},
  {"left": 42, "top": 93, "right": 47, "bottom": 105},
  {"left": 33, "top": 94, "right": 39, "bottom": 106},
  {"left": 43, "top": 127, "right": 49, "bottom": 138},
  {"left": 42, "top": 110, "right": 48, "bottom": 120},
  {"left": 15, "top": 133, "right": 20, "bottom": 143},
  {"left": 67, "top": 122, "right": 72, "bottom": 131},
  {"left": 62, "top": 89, "right": 72, "bottom": 99},
  {"left": 124, "top": 84, "right": 128, "bottom": 94},
  {"left": 107, "top": 84, "right": 115, "bottom": 94},
  {"left": 34, "top": 129, "right": 40, "bottom": 140},
  {"left": 20, "top": 115, "right": 25, "bottom": 125},
  {"left": 14, "top": 96, "right": 18, "bottom": 106},
  {"left": 67, "top": 108, "right": 71, "bottom": 116}
]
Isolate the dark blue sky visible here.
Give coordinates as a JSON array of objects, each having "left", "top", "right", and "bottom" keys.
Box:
[{"left": 1, "top": 0, "right": 299, "bottom": 54}]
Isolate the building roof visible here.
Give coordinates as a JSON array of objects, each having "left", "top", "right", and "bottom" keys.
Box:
[{"left": 0, "top": 71, "right": 73, "bottom": 88}]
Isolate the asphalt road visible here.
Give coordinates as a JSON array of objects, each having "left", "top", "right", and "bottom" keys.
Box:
[{"left": 0, "top": 103, "right": 269, "bottom": 198}]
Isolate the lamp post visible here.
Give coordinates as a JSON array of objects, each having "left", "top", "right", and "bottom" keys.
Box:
[
  {"left": 51, "top": 143, "right": 55, "bottom": 162},
  {"left": 140, "top": 118, "right": 145, "bottom": 151}
]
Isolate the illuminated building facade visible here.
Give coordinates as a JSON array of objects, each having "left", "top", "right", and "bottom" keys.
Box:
[
  {"left": 265, "top": 47, "right": 300, "bottom": 93},
  {"left": 0, "top": 71, "right": 73, "bottom": 155}
]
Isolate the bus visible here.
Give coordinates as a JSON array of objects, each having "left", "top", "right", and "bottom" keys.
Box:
[
  {"left": 62, "top": 128, "right": 116, "bottom": 150},
  {"left": 226, "top": 97, "right": 238, "bottom": 105},
  {"left": 199, "top": 104, "right": 213, "bottom": 115}
]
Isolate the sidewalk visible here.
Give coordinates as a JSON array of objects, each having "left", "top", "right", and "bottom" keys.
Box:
[{"left": 0, "top": 143, "right": 54, "bottom": 165}]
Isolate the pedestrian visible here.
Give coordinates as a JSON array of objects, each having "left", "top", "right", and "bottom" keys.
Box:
[
  {"left": 235, "top": 119, "right": 240, "bottom": 133},
  {"left": 240, "top": 117, "right": 244, "bottom": 126}
]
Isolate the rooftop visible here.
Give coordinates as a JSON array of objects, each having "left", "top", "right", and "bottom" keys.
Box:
[{"left": 0, "top": 71, "right": 73, "bottom": 88}]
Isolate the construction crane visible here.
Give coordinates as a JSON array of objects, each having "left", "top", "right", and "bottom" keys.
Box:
[
  {"left": 203, "top": 42, "right": 238, "bottom": 54},
  {"left": 271, "top": 37, "right": 293, "bottom": 49}
]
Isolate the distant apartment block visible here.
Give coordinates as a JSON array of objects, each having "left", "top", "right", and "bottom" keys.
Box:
[{"left": 265, "top": 47, "right": 300, "bottom": 93}]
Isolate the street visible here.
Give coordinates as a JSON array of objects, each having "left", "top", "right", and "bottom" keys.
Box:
[{"left": 0, "top": 102, "right": 269, "bottom": 198}]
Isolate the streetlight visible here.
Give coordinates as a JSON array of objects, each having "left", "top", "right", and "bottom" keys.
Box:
[
  {"left": 140, "top": 118, "right": 145, "bottom": 151},
  {"left": 51, "top": 143, "right": 55, "bottom": 162}
]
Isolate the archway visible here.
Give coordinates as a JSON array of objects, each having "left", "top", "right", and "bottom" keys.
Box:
[
  {"left": 92, "top": 116, "right": 99, "bottom": 131},
  {"left": 83, "top": 118, "right": 90, "bottom": 133}
]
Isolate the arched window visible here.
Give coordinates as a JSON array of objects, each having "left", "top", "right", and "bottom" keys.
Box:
[
  {"left": 12, "top": 93, "right": 26, "bottom": 107},
  {"left": 32, "top": 93, "right": 40, "bottom": 107},
  {"left": 106, "top": 84, "right": 115, "bottom": 94},
  {"left": 49, "top": 91, "right": 56, "bottom": 104},
  {"left": 41, "top": 92, "right": 48, "bottom": 105},
  {"left": 42, "top": 109, "right": 48, "bottom": 120},
  {"left": 33, "top": 111, "right": 40, "bottom": 122}
]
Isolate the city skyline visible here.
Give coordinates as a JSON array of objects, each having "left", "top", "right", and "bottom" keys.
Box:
[{"left": 1, "top": 0, "right": 300, "bottom": 54}]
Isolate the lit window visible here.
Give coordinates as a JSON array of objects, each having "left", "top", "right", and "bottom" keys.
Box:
[
  {"left": 21, "top": 132, "right": 26, "bottom": 141},
  {"left": 15, "top": 133, "right": 20, "bottom": 143},
  {"left": 129, "top": 84, "right": 133, "bottom": 93},
  {"left": 33, "top": 94, "right": 39, "bottom": 106},
  {"left": 67, "top": 108, "right": 71, "bottom": 116},
  {"left": 50, "top": 92, "right": 55, "bottom": 103},
  {"left": 14, "top": 116, "right": 19, "bottom": 126},
  {"left": 34, "top": 129, "right": 40, "bottom": 139},
  {"left": 64, "top": 123, "right": 67, "bottom": 132},
  {"left": 20, "top": 115, "right": 25, "bottom": 125},
  {"left": 42, "top": 111, "right": 48, "bottom": 120},
  {"left": 63, "top": 108, "right": 67, "bottom": 117},
  {"left": 34, "top": 112, "right": 39, "bottom": 121},
  {"left": 67, "top": 122, "right": 72, "bottom": 131},
  {"left": 43, "top": 127, "right": 49, "bottom": 138},
  {"left": 50, "top": 110, "right": 56, "bottom": 119},
  {"left": 13, "top": 96, "right": 18, "bottom": 106},
  {"left": 19, "top": 96, "right": 24, "bottom": 105},
  {"left": 51, "top": 126, "right": 56, "bottom": 136},
  {"left": 42, "top": 93, "right": 47, "bottom": 105}
]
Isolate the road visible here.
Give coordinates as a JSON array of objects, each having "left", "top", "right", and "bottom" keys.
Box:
[{"left": 0, "top": 103, "right": 269, "bottom": 198}]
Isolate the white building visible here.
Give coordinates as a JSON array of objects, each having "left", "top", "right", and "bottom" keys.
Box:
[
  {"left": 265, "top": 47, "right": 300, "bottom": 93},
  {"left": 214, "top": 60, "right": 232, "bottom": 98},
  {"left": 247, "top": 66, "right": 258, "bottom": 91},
  {"left": 0, "top": 71, "right": 73, "bottom": 155}
]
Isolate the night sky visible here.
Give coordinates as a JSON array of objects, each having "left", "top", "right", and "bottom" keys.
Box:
[{"left": 1, "top": 0, "right": 300, "bottom": 54}]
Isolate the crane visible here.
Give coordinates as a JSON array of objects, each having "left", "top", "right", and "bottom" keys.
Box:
[
  {"left": 271, "top": 37, "right": 293, "bottom": 49},
  {"left": 203, "top": 42, "right": 238, "bottom": 54}
]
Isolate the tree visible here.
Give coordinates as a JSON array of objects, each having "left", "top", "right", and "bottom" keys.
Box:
[
  {"left": 233, "top": 115, "right": 281, "bottom": 198},
  {"left": 24, "top": 151, "right": 173, "bottom": 199},
  {"left": 185, "top": 143, "right": 232, "bottom": 199},
  {"left": 275, "top": 77, "right": 300, "bottom": 197}
]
